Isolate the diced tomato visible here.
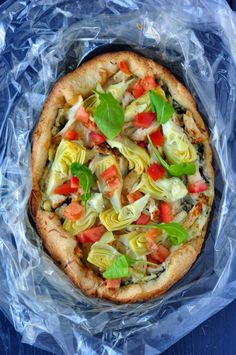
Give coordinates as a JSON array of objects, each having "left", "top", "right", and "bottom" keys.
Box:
[
  {"left": 64, "top": 130, "right": 79, "bottom": 140},
  {"left": 71, "top": 176, "right": 79, "bottom": 188},
  {"left": 147, "top": 163, "right": 166, "bottom": 181},
  {"left": 147, "top": 255, "right": 159, "bottom": 268},
  {"left": 137, "top": 141, "right": 148, "bottom": 148},
  {"left": 130, "top": 76, "right": 157, "bottom": 98},
  {"left": 127, "top": 191, "right": 143, "bottom": 204},
  {"left": 119, "top": 61, "right": 131, "bottom": 75},
  {"left": 89, "top": 131, "right": 106, "bottom": 145},
  {"left": 130, "top": 79, "right": 145, "bottom": 98},
  {"left": 159, "top": 202, "right": 174, "bottom": 223},
  {"left": 77, "top": 225, "right": 106, "bottom": 243},
  {"left": 141, "top": 76, "right": 158, "bottom": 91},
  {"left": 76, "top": 106, "right": 90, "bottom": 123},
  {"left": 101, "top": 165, "right": 120, "bottom": 191},
  {"left": 135, "top": 212, "right": 150, "bottom": 225},
  {"left": 106, "top": 278, "right": 121, "bottom": 288},
  {"left": 188, "top": 180, "right": 208, "bottom": 193},
  {"left": 145, "top": 230, "right": 159, "bottom": 253},
  {"left": 134, "top": 112, "right": 156, "bottom": 128},
  {"left": 149, "top": 129, "right": 164, "bottom": 146},
  {"left": 54, "top": 181, "right": 78, "bottom": 195},
  {"left": 63, "top": 202, "right": 84, "bottom": 221},
  {"left": 149, "top": 244, "right": 170, "bottom": 263}
]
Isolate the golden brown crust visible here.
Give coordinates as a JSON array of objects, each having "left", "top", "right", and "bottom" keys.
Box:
[{"left": 30, "top": 51, "right": 214, "bottom": 303}]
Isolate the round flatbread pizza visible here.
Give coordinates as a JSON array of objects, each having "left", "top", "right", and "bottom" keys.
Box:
[{"left": 30, "top": 51, "right": 214, "bottom": 303}]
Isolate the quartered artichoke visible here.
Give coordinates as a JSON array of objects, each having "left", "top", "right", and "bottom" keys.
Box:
[
  {"left": 87, "top": 242, "right": 120, "bottom": 270},
  {"left": 47, "top": 139, "right": 86, "bottom": 196},
  {"left": 119, "top": 231, "right": 148, "bottom": 256},
  {"left": 107, "top": 137, "right": 150, "bottom": 175},
  {"left": 99, "top": 194, "right": 150, "bottom": 231},
  {"left": 135, "top": 173, "right": 187, "bottom": 202},
  {"left": 162, "top": 120, "right": 197, "bottom": 164},
  {"left": 63, "top": 207, "right": 98, "bottom": 236},
  {"left": 89, "top": 155, "right": 123, "bottom": 213}
]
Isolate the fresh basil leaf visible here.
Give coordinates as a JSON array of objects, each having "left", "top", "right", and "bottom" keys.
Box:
[
  {"left": 141, "top": 222, "right": 188, "bottom": 245},
  {"left": 147, "top": 135, "right": 196, "bottom": 176},
  {"left": 168, "top": 162, "right": 196, "bottom": 176},
  {"left": 70, "top": 162, "right": 93, "bottom": 205},
  {"left": 149, "top": 90, "right": 175, "bottom": 124},
  {"left": 103, "top": 255, "right": 130, "bottom": 279},
  {"left": 93, "top": 91, "right": 124, "bottom": 139}
]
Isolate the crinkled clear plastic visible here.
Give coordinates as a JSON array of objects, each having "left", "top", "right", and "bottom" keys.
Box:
[{"left": 0, "top": 0, "right": 236, "bottom": 354}]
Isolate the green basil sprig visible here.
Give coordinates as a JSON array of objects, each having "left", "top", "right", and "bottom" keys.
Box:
[
  {"left": 103, "top": 255, "right": 158, "bottom": 279},
  {"left": 149, "top": 90, "right": 175, "bottom": 124},
  {"left": 140, "top": 222, "right": 188, "bottom": 245},
  {"left": 103, "top": 255, "right": 131, "bottom": 279},
  {"left": 147, "top": 135, "right": 196, "bottom": 176},
  {"left": 70, "top": 162, "right": 93, "bottom": 205},
  {"left": 93, "top": 91, "right": 124, "bottom": 139}
]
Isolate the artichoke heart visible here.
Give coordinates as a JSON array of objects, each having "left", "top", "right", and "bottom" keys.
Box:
[
  {"left": 89, "top": 155, "right": 122, "bottom": 213},
  {"left": 119, "top": 231, "right": 148, "bottom": 256},
  {"left": 87, "top": 242, "right": 120, "bottom": 270},
  {"left": 99, "top": 194, "right": 150, "bottom": 231},
  {"left": 136, "top": 173, "right": 187, "bottom": 202},
  {"left": 63, "top": 207, "right": 98, "bottom": 236},
  {"left": 106, "top": 78, "right": 135, "bottom": 103},
  {"left": 100, "top": 231, "right": 115, "bottom": 243},
  {"left": 124, "top": 91, "right": 150, "bottom": 122},
  {"left": 47, "top": 139, "right": 86, "bottom": 196},
  {"left": 107, "top": 137, "right": 150, "bottom": 175},
  {"left": 162, "top": 120, "right": 197, "bottom": 164},
  {"left": 88, "top": 193, "right": 104, "bottom": 213},
  {"left": 124, "top": 86, "right": 166, "bottom": 122}
]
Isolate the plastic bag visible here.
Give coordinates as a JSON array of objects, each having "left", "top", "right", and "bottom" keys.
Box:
[{"left": 0, "top": 0, "right": 236, "bottom": 353}]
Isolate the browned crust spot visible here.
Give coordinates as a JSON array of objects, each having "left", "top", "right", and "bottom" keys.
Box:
[{"left": 30, "top": 51, "right": 214, "bottom": 303}]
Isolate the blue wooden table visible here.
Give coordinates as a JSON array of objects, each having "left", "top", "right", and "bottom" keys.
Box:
[{"left": 0, "top": 0, "right": 235, "bottom": 354}]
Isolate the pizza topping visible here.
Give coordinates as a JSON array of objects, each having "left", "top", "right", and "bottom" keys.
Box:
[
  {"left": 127, "top": 191, "right": 143, "bottom": 204},
  {"left": 149, "top": 90, "right": 175, "bottom": 124},
  {"left": 101, "top": 164, "right": 121, "bottom": 191},
  {"left": 87, "top": 242, "right": 120, "bottom": 269},
  {"left": 149, "top": 129, "right": 165, "bottom": 146},
  {"left": 135, "top": 212, "right": 150, "bottom": 225},
  {"left": 119, "top": 60, "right": 131, "bottom": 75},
  {"left": 148, "top": 243, "right": 170, "bottom": 264},
  {"left": 76, "top": 106, "right": 90, "bottom": 123},
  {"left": 142, "top": 222, "right": 188, "bottom": 245},
  {"left": 147, "top": 163, "right": 166, "bottom": 181},
  {"left": 130, "top": 76, "right": 157, "bottom": 98},
  {"left": 94, "top": 91, "right": 124, "bottom": 139},
  {"left": 70, "top": 176, "right": 79, "bottom": 188},
  {"left": 99, "top": 194, "right": 150, "bottom": 231},
  {"left": 134, "top": 112, "right": 156, "bottom": 128},
  {"left": 89, "top": 131, "right": 106, "bottom": 145},
  {"left": 64, "top": 130, "right": 79, "bottom": 140},
  {"left": 159, "top": 202, "right": 174, "bottom": 223},
  {"left": 106, "top": 278, "right": 121, "bottom": 289},
  {"left": 107, "top": 137, "right": 150, "bottom": 175},
  {"left": 162, "top": 120, "right": 197, "bottom": 164},
  {"left": 77, "top": 225, "right": 106, "bottom": 243},
  {"left": 54, "top": 181, "right": 78, "bottom": 195},
  {"left": 47, "top": 139, "right": 86, "bottom": 196},
  {"left": 188, "top": 180, "right": 208, "bottom": 193},
  {"left": 148, "top": 135, "right": 196, "bottom": 177},
  {"left": 135, "top": 173, "right": 188, "bottom": 201},
  {"left": 63, "top": 202, "right": 84, "bottom": 221},
  {"left": 70, "top": 163, "right": 93, "bottom": 205}
]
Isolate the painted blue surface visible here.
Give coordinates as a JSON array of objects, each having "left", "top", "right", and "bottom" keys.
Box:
[{"left": 0, "top": 0, "right": 235, "bottom": 354}]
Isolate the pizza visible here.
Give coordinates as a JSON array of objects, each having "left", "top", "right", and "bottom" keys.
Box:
[{"left": 30, "top": 51, "right": 214, "bottom": 303}]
